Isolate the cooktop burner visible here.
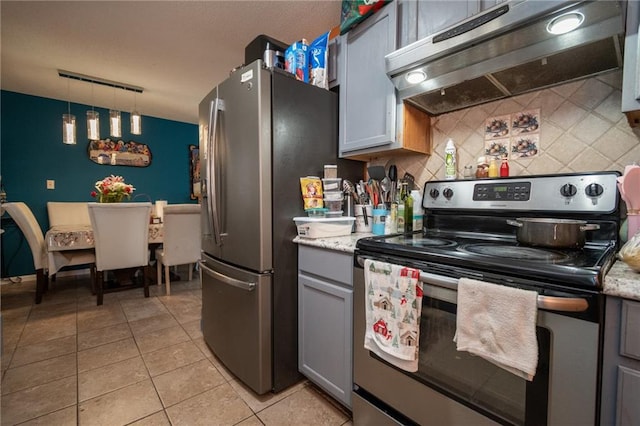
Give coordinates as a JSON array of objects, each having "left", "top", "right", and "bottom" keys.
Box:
[
  {"left": 457, "top": 243, "right": 570, "bottom": 262},
  {"left": 408, "top": 237, "right": 457, "bottom": 248}
]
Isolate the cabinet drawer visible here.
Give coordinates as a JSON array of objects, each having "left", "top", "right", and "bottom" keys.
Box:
[
  {"left": 621, "top": 300, "right": 640, "bottom": 361},
  {"left": 298, "top": 245, "right": 352, "bottom": 287}
]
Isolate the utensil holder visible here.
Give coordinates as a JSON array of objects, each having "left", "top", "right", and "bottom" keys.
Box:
[{"left": 355, "top": 204, "right": 372, "bottom": 233}]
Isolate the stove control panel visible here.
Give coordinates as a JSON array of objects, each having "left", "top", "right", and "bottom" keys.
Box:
[
  {"left": 473, "top": 182, "right": 531, "bottom": 201},
  {"left": 423, "top": 172, "right": 619, "bottom": 212}
]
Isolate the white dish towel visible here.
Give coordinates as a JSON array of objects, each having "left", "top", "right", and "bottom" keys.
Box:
[
  {"left": 454, "top": 277, "right": 539, "bottom": 381},
  {"left": 364, "top": 259, "right": 423, "bottom": 372}
]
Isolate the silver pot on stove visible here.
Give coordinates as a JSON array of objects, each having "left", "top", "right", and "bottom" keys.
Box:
[{"left": 506, "top": 218, "right": 600, "bottom": 248}]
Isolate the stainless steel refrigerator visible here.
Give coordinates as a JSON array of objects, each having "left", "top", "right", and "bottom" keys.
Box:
[{"left": 199, "top": 59, "right": 360, "bottom": 394}]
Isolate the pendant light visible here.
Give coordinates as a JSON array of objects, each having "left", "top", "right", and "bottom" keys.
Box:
[
  {"left": 131, "top": 91, "right": 142, "bottom": 135},
  {"left": 62, "top": 79, "right": 76, "bottom": 145},
  {"left": 109, "top": 87, "right": 122, "bottom": 138},
  {"left": 87, "top": 83, "right": 100, "bottom": 140}
]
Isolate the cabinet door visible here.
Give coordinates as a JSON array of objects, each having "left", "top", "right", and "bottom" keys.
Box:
[
  {"left": 339, "top": 1, "right": 397, "bottom": 156},
  {"left": 328, "top": 35, "right": 341, "bottom": 89},
  {"left": 616, "top": 366, "right": 640, "bottom": 426},
  {"left": 298, "top": 273, "right": 353, "bottom": 408}
]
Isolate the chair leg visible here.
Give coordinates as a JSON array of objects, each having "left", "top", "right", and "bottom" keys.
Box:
[
  {"left": 96, "top": 270, "right": 104, "bottom": 306},
  {"left": 90, "top": 265, "right": 96, "bottom": 295},
  {"left": 157, "top": 259, "right": 162, "bottom": 286},
  {"left": 164, "top": 264, "right": 171, "bottom": 296},
  {"left": 143, "top": 266, "right": 149, "bottom": 298},
  {"left": 35, "top": 269, "right": 47, "bottom": 304}
]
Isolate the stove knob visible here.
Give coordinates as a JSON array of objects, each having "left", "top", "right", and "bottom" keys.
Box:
[
  {"left": 560, "top": 183, "right": 577, "bottom": 197},
  {"left": 443, "top": 188, "right": 454, "bottom": 199},
  {"left": 585, "top": 183, "right": 604, "bottom": 197},
  {"left": 429, "top": 188, "right": 440, "bottom": 199}
]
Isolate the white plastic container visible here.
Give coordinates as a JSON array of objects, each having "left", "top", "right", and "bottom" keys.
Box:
[
  {"left": 322, "top": 178, "right": 342, "bottom": 191},
  {"left": 294, "top": 217, "right": 355, "bottom": 238},
  {"left": 444, "top": 138, "right": 457, "bottom": 180}
]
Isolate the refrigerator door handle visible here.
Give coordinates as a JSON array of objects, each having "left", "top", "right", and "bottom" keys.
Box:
[
  {"left": 200, "top": 260, "right": 256, "bottom": 291},
  {"left": 208, "top": 98, "right": 225, "bottom": 246}
]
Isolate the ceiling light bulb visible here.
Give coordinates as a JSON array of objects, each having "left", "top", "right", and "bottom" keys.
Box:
[
  {"left": 406, "top": 70, "right": 427, "bottom": 85},
  {"left": 547, "top": 12, "right": 584, "bottom": 35}
]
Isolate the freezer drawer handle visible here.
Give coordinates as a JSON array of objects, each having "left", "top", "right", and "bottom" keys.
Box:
[
  {"left": 200, "top": 261, "right": 256, "bottom": 291},
  {"left": 356, "top": 255, "right": 588, "bottom": 313}
]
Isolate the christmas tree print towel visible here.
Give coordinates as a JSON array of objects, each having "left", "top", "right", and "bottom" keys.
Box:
[{"left": 364, "top": 259, "right": 423, "bottom": 372}]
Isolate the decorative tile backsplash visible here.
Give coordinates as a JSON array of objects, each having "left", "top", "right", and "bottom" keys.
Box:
[{"left": 370, "top": 71, "right": 640, "bottom": 190}]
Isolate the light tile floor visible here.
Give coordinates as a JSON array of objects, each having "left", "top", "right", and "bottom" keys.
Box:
[{"left": 1, "top": 268, "right": 352, "bottom": 426}]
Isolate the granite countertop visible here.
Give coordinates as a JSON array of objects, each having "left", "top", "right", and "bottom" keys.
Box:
[
  {"left": 604, "top": 260, "right": 640, "bottom": 302},
  {"left": 294, "top": 232, "right": 374, "bottom": 253}
]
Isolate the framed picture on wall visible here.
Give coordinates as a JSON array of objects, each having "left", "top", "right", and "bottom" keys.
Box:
[{"left": 189, "top": 144, "right": 201, "bottom": 199}]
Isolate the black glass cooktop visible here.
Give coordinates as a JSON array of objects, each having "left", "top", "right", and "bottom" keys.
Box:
[{"left": 356, "top": 230, "right": 618, "bottom": 289}]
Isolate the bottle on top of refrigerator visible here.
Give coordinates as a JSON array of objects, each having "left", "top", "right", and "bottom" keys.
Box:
[
  {"left": 444, "top": 138, "right": 457, "bottom": 180},
  {"left": 411, "top": 190, "right": 423, "bottom": 231}
]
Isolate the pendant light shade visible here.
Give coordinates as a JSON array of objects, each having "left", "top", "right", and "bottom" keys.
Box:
[
  {"left": 62, "top": 113, "right": 76, "bottom": 145},
  {"left": 131, "top": 110, "right": 142, "bottom": 135},
  {"left": 87, "top": 110, "right": 100, "bottom": 140},
  {"left": 110, "top": 109, "right": 122, "bottom": 138},
  {"left": 62, "top": 79, "right": 76, "bottom": 145}
]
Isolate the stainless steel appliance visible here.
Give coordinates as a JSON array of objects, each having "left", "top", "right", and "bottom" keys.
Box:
[
  {"left": 353, "top": 172, "right": 620, "bottom": 425},
  {"left": 386, "top": 0, "right": 626, "bottom": 115},
  {"left": 198, "top": 59, "right": 359, "bottom": 394}
]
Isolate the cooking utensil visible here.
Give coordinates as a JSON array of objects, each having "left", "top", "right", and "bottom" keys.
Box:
[
  {"left": 403, "top": 172, "right": 416, "bottom": 191},
  {"left": 506, "top": 218, "right": 600, "bottom": 248},
  {"left": 343, "top": 179, "right": 358, "bottom": 203},
  {"left": 380, "top": 177, "right": 391, "bottom": 203},
  {"left": 623, "top": 167, "right": 640, "bottom": 213},
  {"left": 367, "top": 165, "right": 386, "bottom": 181},
  {"left": 389, "top": 165, "right": 397, "bottom": 202}
]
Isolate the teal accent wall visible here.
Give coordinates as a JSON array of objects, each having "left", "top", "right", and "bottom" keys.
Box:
[{"left": 1, "top": 90, "right": 198, "bottom": 277}]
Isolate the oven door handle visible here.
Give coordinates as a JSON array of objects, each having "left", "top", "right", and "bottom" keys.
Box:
[{"left": 356, "top": 256, "right": 589, "bottom": 313}]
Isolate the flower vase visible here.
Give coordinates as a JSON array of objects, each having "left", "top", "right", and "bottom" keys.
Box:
[{"left": 99, "top": 193, "right": 125, "bottom": 203}]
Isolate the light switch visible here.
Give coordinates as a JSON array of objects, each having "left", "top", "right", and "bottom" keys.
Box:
[{"left": 46, "top": 180, "right": 55, "bottom": 190}]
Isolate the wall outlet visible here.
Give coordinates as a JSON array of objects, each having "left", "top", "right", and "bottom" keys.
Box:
[{"left": 46, "top": 180, "right": 55, "bottom": 190}]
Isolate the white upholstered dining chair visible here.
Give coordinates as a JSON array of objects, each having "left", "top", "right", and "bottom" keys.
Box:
[
  {"left": 4, "top": 202, "right": 95, "bottom": 304},
  {"left": 88, "top": 202, "right": 152, "bottom": 305},
  {"left": 155, "top": 204, "right": 201, "bottom": 295}
]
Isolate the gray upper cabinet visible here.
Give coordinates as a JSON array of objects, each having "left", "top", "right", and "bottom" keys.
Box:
[
  {"left": 622, "top": 0, "right": 640, "bottom": 127},
  {"left": 339, "top": 1, "right": 398, "bottom": 157},
  {"left": 328, "top": 34, "right": 341, "bottom": 89}
]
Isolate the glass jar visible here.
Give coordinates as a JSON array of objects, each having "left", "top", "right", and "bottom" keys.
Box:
[{"left": 463, "top": 165, "right": 474, "bottom": 179}]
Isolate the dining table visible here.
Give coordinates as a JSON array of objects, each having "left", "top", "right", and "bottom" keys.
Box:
[{"left": 45, "top": 223, "right": 163, "bottom": 276}]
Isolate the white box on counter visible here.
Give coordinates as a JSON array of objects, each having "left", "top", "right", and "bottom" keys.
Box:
[{"left": 294, "top": 216, "right": 355, "bottom": 239}]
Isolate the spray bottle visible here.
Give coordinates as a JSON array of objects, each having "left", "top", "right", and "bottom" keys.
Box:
[{"left": 444, "top": 138, "right": 457, "bottom": 180}]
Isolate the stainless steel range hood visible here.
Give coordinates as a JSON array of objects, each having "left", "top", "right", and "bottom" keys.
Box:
[{"left": 386, "top": 0, "right": 626, "bottom": 116}]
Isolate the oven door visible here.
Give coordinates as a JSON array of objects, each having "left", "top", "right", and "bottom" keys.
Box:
[{"left": 353, "top": 254, "right": 600, "bottom": 426}]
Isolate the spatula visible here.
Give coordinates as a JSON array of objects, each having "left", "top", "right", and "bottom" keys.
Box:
[{"left": 623, "top": 167, "right": 640, "bottom": 213}]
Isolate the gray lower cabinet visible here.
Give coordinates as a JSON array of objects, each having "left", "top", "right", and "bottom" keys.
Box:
[
  {"left": 298, "top": 245, "right": 353, "bottom": 408},
  {"left": 601, "top": 296, "right": 640, "bottom": 426}
]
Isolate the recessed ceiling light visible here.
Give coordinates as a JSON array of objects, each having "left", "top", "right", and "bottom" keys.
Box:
[
  {"left": 406, "top": 70, "right": 427, "bottom": 84},
  {"left": 547, "top": 12, "right": 585, "bottom": 35}
]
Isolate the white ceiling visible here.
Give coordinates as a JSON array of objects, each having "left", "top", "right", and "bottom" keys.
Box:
[{"left": 1, "top": 1, "right": 342, "bottom": 124}]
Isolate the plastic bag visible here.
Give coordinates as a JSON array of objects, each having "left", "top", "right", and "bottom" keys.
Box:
[
  {"left": 309, "top": 32, "right": 329, "bottom": 89},
  {"left": 340, "top": 0, "right": 392, "bottom": 35}
]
